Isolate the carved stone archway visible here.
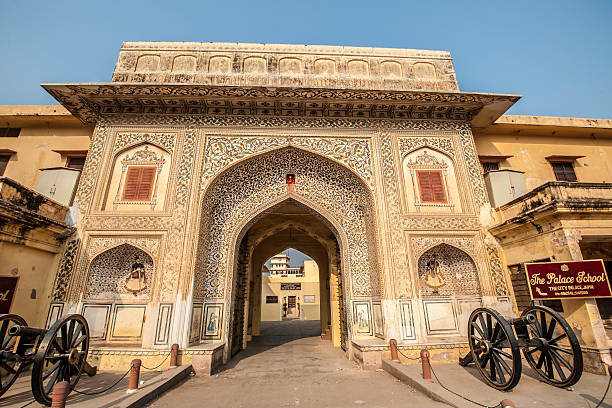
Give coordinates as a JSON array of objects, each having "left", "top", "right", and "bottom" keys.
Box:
[{"left": 193, "top": 147, "right": 381, "bottom": 355}]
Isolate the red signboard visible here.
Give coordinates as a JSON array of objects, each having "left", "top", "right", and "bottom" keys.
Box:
[
  {"left": 525, "top": 260, "right": 612, "bottom": 300},
  {"left": 0, "top": 277, "right": 18, "bottom": 313}
]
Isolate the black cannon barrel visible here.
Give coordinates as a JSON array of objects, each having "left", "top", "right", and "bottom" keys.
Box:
[
  {"left": 8, "top": 325, "right": 47, "bottom": 337},
  {"left": 507, "top": 314, "right": 536, "bottom": 327}
]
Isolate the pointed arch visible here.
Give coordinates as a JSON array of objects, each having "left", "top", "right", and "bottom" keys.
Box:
[
  {"left": 417, "top": 243, "right": 481, "bottom": 297},
  {"left": 193, "top": 146, "right": 382, "bottom": 353},
  {"left": 85, "top": 243, "right": 154, "bottom": 300}
]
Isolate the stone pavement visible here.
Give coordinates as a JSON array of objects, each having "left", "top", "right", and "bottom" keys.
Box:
[
  {"left": 384, "top": 359, "right": 612, "bottom": 408},
  {"left": 0, "top": 367, "right": 159, "bottom": 407},
  {"left": 147, "top": 320, "right": 447, "bottom": 408}
]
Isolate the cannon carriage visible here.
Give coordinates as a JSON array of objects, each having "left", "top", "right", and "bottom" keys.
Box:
[
  {"left": 459, "top": 305, "right": 583, "bottom": 391},
  {"left": 0, "top": 313, "right": 96, "bottom": 405}
]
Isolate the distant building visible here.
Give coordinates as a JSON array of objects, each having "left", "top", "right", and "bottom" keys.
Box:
[
  {"left": 269, "top": 253, "right": 303, "bottom": 276},
  {"left": 261, "top": 256, "right": 320, "bottom": 322}
]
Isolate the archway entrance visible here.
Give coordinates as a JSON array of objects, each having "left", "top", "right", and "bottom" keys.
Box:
[
  {"left": 231, "top": 200, "right": 346, "bottom": 356},
  {"left": 193, "top": 147, "right": 381, "bottom": 362}
]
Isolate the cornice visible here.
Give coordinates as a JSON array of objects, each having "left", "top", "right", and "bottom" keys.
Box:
[{"left": 42, "top": 83, "right": 520, "bottom": 127}]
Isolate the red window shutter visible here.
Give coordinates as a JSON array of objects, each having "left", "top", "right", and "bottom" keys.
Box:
[
  {"left": 416, "top": 170, "right": 447, "bottom": 203},
  {"left": 122, "top": 166, "right": 156, "bottom": 201}
]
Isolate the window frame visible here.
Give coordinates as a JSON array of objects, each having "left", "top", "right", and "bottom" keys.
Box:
[
  {"left": 549, "top": 160, "right": 578, "bottom": 182},
  {"left": 415, "top": 169, "right": 448, "bottom": 204},
  {"left": 121, "top": 165, "right": 158, "bottom": 202},
  {"left": 0, "top": 154, "right": 10, "bottom": 176}
]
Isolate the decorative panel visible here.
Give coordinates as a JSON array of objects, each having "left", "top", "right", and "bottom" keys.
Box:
[
  {"left": 190, "top": 303, "right": 203, "bottom": 343},
  {"left": 423, "top": 299, "right": 458, "bottom": 335},
  {"left": 110, "top": 305, "right": 146, "bottom": 341},
  {"left": 352, "top": 301, "right": 372, "bottom": 336},
  {"left": 81, "top": 304, "right": 111, "bottom": 340},
  {"left": 399, "top": 300, "right": 416, "bottom": 340},
  {"left": 45, "top": 303, "right": 64, "bottom": 329},
  {"left": 372, "top": 302, "right": 384, "bottom": 338},
  {"left": 155, "top": 303, "right": 173, "bottom": 345},
  {"left": 202, "top": 303, "right": 223, "bottom": 340}
]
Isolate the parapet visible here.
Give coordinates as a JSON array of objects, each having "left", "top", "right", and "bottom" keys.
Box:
[{"left": 111, "top": 42, "right": 459, "bottom": 92}]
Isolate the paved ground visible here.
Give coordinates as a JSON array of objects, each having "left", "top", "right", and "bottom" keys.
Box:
[
  {"left": 148, "top": 320, "right": 446, "bottom": 408},
  {"left": 1, "top": 369, "right": 159, "bottom": 407}
]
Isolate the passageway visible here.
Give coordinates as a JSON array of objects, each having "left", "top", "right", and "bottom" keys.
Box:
[{"left": 148, "top": 320, "right": 447, "bottom": 408}]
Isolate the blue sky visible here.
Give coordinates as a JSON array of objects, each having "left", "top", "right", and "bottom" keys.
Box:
[{"left": 1, "top": 1, "right": 611, "bottom": 118}]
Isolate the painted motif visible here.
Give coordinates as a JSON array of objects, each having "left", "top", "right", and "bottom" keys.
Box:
[{"left": 417, "top": 243, "right": 480, "bottom": 297}]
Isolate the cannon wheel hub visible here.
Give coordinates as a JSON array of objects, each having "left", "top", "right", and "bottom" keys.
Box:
[{"left": 67, "top": 348, "right": 80, "bottom": 365}]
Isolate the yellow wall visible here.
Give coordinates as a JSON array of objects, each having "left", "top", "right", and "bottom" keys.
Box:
[
  {"left": 261, "top": 259, "right": 321, "bottom": 321},
  {"left": 474, "top": 126, "right": 612, "bottom": 192},
  {"left": 0, "top": 106, "right": 92, "bottom": 189},
  {"left": 0, "top": 106, "right": 90, "bottom": 328},
  {"left": 0, "top": 241, "right": 60, "bottom": 326}
]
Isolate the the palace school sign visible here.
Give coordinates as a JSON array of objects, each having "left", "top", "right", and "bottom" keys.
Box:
[{"left": 525, "top": 260, "right": 612, "bottom": 300}]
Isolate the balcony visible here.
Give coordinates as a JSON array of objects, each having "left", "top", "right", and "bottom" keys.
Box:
[
  {"left": 0, "top": 177, "right": 74, "bottom": 252},
  {"left": 490, "top": 182, "right": 612, "bottom": 234}
]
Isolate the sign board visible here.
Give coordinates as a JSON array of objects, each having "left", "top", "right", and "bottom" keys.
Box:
[
  {"left": 0, "top": 277, "right": 18, "bottom": 313},
  {"left": 281, "top": 283, "right": 301, "bottom": 291},
  {"left": 265, "top": 296, "right": 278, "bottom": 303},
  {"left": 525, "top": 260, "right": 612, "bottom": 300},
  {"left": 303, "top": 295, "right": 316, "bottom": 303}
]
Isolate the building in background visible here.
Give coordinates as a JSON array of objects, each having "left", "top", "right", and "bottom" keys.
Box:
[
  {"left": 268, "top": 252, "right": 303, "bottom": 276},
  {"left": 0, "top": 42, "right": 610, "bottom": 374},
  {"left": 0, "top": 106, "right": 90, "bottom": 326},
  {"left": 261, "top": 256, "right": 320, "bottom": 321}
]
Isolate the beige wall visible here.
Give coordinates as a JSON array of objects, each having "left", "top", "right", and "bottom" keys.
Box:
[
  {"left": 261, "top": 260, "right": 321, "bottom": 321},
  {"left": 474, "top": 120, "right": 612, "bottom": 192},
  {"left": 0, "top": 241, "right": 60, "bottom": 326},
  {"left": 0, "top": 106, "right": 92, "bottom": 189}
]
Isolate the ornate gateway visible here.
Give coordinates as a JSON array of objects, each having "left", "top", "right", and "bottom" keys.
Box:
[{"left": 43, "top": 42, "right": 520, "bottom": 366}]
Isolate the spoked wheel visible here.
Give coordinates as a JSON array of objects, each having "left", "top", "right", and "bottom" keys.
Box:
[
  {"left": 31, "top": 315, "right": 90, "bottom": 406},
  {"left": 0, "top": 314, "right": 27, "bottom": 397},
  {"left": 521, "top": 305, "right": 582, "bottom": 388},
  {"left": 468, "top": 308, "right": 522, "bottom": 390}
]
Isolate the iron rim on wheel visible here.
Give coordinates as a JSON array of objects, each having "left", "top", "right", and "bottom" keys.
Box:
[
  {"left": 0, "top": 314, "right": 27, "bottom": 397},
  {"left": 521, "top": 305, "right": 583, "bottom": 388},
  {"left": 31, "top": 314, "right": 90, "bottom": 406},
  {"left": 468, "top": 308, "right": 522, "bottom": 391}
]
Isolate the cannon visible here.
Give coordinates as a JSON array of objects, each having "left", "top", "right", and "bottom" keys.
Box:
[
  {"left": 0, "top": 313, "right": 97, "bottom": 405},
  {"left": 459, "top": 305, "right": 582, "bottom": 391}
]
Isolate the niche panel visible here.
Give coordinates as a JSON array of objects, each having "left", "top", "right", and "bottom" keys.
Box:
[
  {"left": 104, "top": 143, "right": 171, "bottom": 212},
  {"left": 172, "top": 55, "right": 196, "bottom": 72},
  {"left": 135, "top": 55, "right": 160, "bottom": 72},
  {"left": 85, "top": 244, "right": 155, "bottom": 300},
  {"left": 402, "top": 147, "right": 462, "bottom": 214}
]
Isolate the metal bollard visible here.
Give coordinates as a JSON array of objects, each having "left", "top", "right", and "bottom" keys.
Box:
[
  {"left": 500, "top": 399, "right": 517, "bottom": 408},
  {"left": 170, "top": 343, "right": 179, "bottom": 367},
  {"left": 420, "top": 349, "right": 433, "bottom": 382},
  {"left": 389, "top": 339, "right": 400, "bottom": 362},
  {"left": 127, "top": 359, "right": 142, "bottom": 393},
  {"left": 51, "top": 381, "right": 70, "bottom": 408}
]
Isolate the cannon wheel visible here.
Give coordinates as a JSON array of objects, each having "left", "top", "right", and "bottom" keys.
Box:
[
  {"left": 521, "top": 305, "right": 583, "bottom": 388},
  {"left": 468, "top": 308, "right": 522, "bottom": 390},
  {"left": 0, "top": 314, "right": 27, "bottom": 397},
  {"left": 31, "top": 315, "right": 89, "bottom": 406}
]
